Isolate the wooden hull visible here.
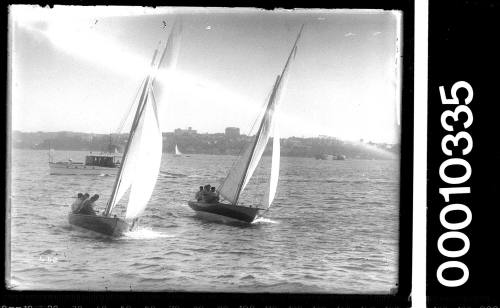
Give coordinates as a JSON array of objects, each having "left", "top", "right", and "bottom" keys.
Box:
[
  {"left": 49, "top": 162, "right": 118, "bottom": 175},
  {"left": 187, "top": 201, "right": 261, "bottom": 223},
  {"left": 68, "top": 213, "right": 129, "bottom": 236}
]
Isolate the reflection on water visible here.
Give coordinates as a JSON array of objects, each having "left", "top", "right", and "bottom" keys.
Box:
[{"left": 124, "top": 227, "right": 176, "bottom": 240}]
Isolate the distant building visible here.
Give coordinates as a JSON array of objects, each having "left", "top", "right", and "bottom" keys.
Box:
[
  {"left": 174, "top": 127, "right": 197, "bottom": 135},
  {"left": 225, "top": 127, "right": 240, "bottom": 137}
]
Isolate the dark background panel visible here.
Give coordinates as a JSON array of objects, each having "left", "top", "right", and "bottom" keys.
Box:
[{"left": 428, "top": 0, "right": 500, "bottom": 304}]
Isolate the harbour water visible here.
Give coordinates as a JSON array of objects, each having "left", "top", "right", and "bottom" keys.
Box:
[{"left": 8, "top": 149, "right": 399, "bottom": 293}]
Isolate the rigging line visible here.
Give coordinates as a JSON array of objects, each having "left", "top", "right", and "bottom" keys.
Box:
[
  {"left": 115, "top": 38, "right": 166, "bottom": 139},
  {"left": 110, "top": 75, "right": 153, "bottom": 203},
  {"left": 155, "top": 23, "right": 174, "bottom": 71},
  {"left": 149, "top": 87, "right": 161, "bottom": 131},
  {"left": 108, "top": 70, "right": 159, "bottom": 211},
  {"left": 278, "top": 24, "right": 304, "bottom": 79},
  {"left": 107, "top": 38, "right": 171, "bottom": 213},
  {"left": 218, "top": 25, "right": 302, "bottom": 200},
  {"left": 255, "top": 28, "right": 303, "bottom": 207},
  {"left": 115, "top": 77, "right": 148, "bottom": 137},
  {"left": 217, "top": 82, "right": 275, "bottom": 193},
  {"left": 217, "top": 126, "right": 263, "bottom": 203},
  {"left": 105, "top": 83, "right": 149, "bottom": 216},
  {"left": 218, "top": 111, "right": 261, "bottom": 190},
  {"left": 238, "top": 25, "right": 302, "bottom": 200}
]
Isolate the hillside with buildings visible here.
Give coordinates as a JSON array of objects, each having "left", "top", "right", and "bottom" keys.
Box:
[{"left": 12, "top": 127, "right": 399, "bottom": 160}]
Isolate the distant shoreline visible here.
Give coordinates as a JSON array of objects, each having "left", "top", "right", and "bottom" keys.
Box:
[
  {"left": 14, "top": 148, "right": 399, "bottom": 161},
  {"left": 12, "top": 130, "right": 399, "bottom": 160}
]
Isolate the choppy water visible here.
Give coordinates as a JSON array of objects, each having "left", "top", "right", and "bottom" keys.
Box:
[{"left": 8, "top": 149, "right": 399, "bottom": 293}]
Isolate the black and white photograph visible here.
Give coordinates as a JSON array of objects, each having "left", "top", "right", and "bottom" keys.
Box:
[{"left": 7, "top": 6, "right": 404, "bottom": 295}]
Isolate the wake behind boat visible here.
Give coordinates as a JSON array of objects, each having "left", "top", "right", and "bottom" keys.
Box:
[
  {"left": 187, "top": 25, "right": 303, "bottom": 223},
  {"left": 68, "top": 22, "right": 182, "bottom": 236}
]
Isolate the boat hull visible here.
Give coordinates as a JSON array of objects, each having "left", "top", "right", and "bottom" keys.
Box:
[
  {"left": 49, "top": 162, "right": 118, "bottom": 175},
  {"left": 68, "top": 213, "right": 129, "bottom": 236},
  {"left": 187, "top": 201, "right": 261, "bottom": 223}
]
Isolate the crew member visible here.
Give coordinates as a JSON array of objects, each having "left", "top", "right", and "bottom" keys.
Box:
[
  {"left": 210, "top": 186, "right": 219, "bottom": 203},
  {"left": 75, "top": 193, "right": 90, "bottom": 212},
  {"left": 71, "top": 193, "right": 84, "bottom": 213},
  {"left": 202, "top": 184, "right": 211, "bottom": 202},
  {"left": 195, "top": 186, "right": 204, "bottom": 201},
  {"left": 78, "top": 194, "right": 99, "bottom": 215}
]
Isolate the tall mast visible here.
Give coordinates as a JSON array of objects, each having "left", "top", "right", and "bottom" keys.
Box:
[
  {"left": 279, "top": 24, "right": 303, "bottom": 80},
  {"left": 104, "top": 79, "right": 150, "bottom": 216},
  {"left": 231, "top": 26, "right": 303, "bottom": 205},
  {"left": 104, "top": 48, "right": 160, "bottom": 216}
]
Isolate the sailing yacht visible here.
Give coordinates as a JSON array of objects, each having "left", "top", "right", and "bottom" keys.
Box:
[
  {"left": 174, "top": 144, "right": 182, "bottom": 156},
  {"left": 187, "top": 26, "right": 303, "bottom": 223},
  {"left": 68, "top": 23, "right": 182, "bottom": 236}
]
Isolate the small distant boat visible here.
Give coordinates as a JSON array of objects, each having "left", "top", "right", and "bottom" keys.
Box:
[
  {"left": 188, "top": 25, "right": 303, "bottom": 223},
  {"left": 174, "top": 144, "right": 182, "bottom": 156},
  {"left": 333, "top": 154, "right": 346, "bottom": 160},
  {"left": 173, "top": 144, "right": 190, "bottom": 157},
  {"left": 68, "top": 22, "right": 181, "bottom": 236}
]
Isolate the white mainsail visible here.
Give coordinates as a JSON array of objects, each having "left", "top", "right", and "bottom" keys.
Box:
[
  {"left": 239, "top": 92, "right": 279, "bottom": 194},
  {"left": 125, "top": 90, "right": 163, "bottom": 219},
  {"left": 107, "top": 80, "right": 161, "bottom": 218},
  {"left": 266, "top": 110, "right": 280, "bottom": 207},
  {"left": 106, "top": 52, "right": 159, "bottom": 215},
  {"left": 218, "top": 77, "right": 281, "bottom": 205},
  {"left": 218, "top": 25, "right": 303, "bottom": 207},
  {"left": 216, "top": 82, "right": 277, "bottom": 204},
  {"left": 105, "top": 23, "right": 181, "bottom": 218}
]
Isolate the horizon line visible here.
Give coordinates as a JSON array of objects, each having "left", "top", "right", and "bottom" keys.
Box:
[{"left": 11, "top": 129, "right": 399, "bottom": 145}]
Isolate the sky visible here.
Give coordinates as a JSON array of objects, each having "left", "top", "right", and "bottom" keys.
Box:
[{"left": 9, "top": 6, "right": 402, "bottom": 143}]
